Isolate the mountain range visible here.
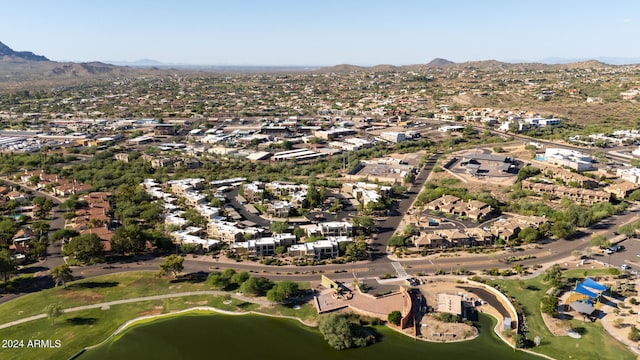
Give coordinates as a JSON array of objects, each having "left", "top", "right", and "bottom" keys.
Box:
[
  {"left": 1, "top": 40, "right": 639, "bottom": 88},
  {"left": 0, "top": 41, "right": 49, "bottom": 62}
]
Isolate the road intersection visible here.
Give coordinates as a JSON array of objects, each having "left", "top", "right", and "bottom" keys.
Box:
[{"left": 3, "top": 151, "right": 639, "bottom": 305}]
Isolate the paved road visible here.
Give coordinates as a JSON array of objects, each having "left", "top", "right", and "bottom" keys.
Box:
[
  {"left": 3, "top": 154, "right": 638, "bottom": 306},
  {"left": 2, "top": 177, "right": 66, "bottom": 267},
  {"left": 373, "top": 152, "right": 439, "bottom": 249},
  {"left": 476, "top": 127, "right": 632, "bottom": 164}
]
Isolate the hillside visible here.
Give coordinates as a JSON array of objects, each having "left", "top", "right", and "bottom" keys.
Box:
[{"left": 0, "top": 41, "right": 49, "bottom": 62}]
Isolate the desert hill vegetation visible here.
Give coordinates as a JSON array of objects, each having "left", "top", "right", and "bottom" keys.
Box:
[{"left": 0, "top": 40, "right": 640, "bottom": 129}]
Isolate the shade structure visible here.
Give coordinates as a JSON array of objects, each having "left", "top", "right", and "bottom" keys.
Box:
[
  {"left": 575, "top": 283, "right": 598, "bottom": 299},
  {"left": 581, "top": 277, "right": 608, "bottom": 292},
  {"left": 569, "top": 301, "right": 595, "bottom": 315}
]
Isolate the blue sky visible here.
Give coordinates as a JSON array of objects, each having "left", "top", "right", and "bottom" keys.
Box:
[{"left": 1, "top": 0, "right": 639, "bottom": 65}]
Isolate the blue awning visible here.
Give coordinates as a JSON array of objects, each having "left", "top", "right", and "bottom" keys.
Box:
[
  {"left": 575, "top": 283, "right": 598, "bottom": 299},
  {"left": 582, "top": 277, "right": 608, "bottom": 292}
]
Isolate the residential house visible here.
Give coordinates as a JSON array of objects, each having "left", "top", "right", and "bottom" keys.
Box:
[
  {"left": 207, "top": 221, "right": 243, "bottom": 243},
  {"left": 267, "top": 200, "right": 292, "bottom": 218},
  {"left": 171, "top": 227, "right": 220, "bottom": 252},
  {"left": 438, "top": 229, "right": 471, "bottom": 247},
  {"left": 151, "top": 157, "right": 175, "bottom": 168},
  {"left": 415, "top": 232, "right": 447, "bottom": 248},
  {"left": 617, "top": 167, "right": 640, "bottom": 185},
  {"left": 604, "top": 182, "right": 640, "bottom": 199},
  {"left": 288, "top": 236, "right": 351, "bottom": 259},
  {"left": 465, "top": 227, "right": 493, "bottom": 246},
  {"left": 522, "top": 180, "right": 610, "bottom": 205},
  {"left": 545, "top": 167, "right": 599, "bottom": 188},
  {"left": 232, "top": 233, "right": 297, "bottom": 257},
  {"left": 243, "top": 182, "right": 265, "bottom": 203},
  {"left": 318, "top": 221, "right": 353, "bottom": 237},
  {"left": 114, "top": 153, "right": 130, "bottom": 163},
  {"left": 72, "top": 192, "right": 114, "bottom": 251},
  {"left": 154, "top": 124, "right": 176, "bottom": 136},
  {"left": 426, "top": 195, "right": 494, "bottom": 221},
  {"left": 343, "top": 182, "right": 391, "bottom": 207},
  {"left": 6, "top": 190, "right": 28, "bottom": 202}
]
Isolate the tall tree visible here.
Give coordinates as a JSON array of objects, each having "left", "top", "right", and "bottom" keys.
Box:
[
  {"left": 44, "top": 303, "right": 63, "bottom": 325},
  {"left": 0, "top": 248, "right": 17, "bottom": 290},
  {"left": 307, "top": 184, "right": 321, "bottom": 208},
  {"left": 32, "top": 197, "right": 54, "bottom": 220},
  {"left": 239, "top": 276, "right": 274, "bottom": 296},
  {"left": 352, "top": 216, "right": 375, "bottom": 235},
  {"left": 348, "top": 239, "right": 368, "bottom": 260},
  {"left": 543, "top": 264, "right": 563, "bottom": 288},
  {"left": 270, "top": 221, "right": 288, "bottom": 234},
  {"left": 111, "top": 223, "right": 146, "bottom": 255},
  {"left": 63, "top": 233, "right": 103, "bottom": 264},
  {"left": 266, "top": 280, "right": 299, "bottom": 303},
  {"left": 158, "top": 255, "right": 184, "bottom": 278},
  {"left": 31, "top": 220, "right": 50, "bottom": 237},
  {"left": 50, "top": 264, "right": 73, "bottom": 288},
  {"left": 0, "top": 217, "right": 18, "bottom": 245}
]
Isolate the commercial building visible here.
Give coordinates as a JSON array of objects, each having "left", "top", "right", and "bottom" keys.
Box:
[
  {"left": 379, "top": 131, "right": 407, "bottom": 143},
  {"left": 544, "top": 148, "right": 593, "bottom": 171},
  {"left": 617, "top": 167, "right": 640, "bottom": 185},
  {"left": 272, "top": 148, "right": 326, "bottom": 162}
]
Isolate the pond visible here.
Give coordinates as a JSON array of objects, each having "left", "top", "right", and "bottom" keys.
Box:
[{"left": 80, "top": 312, "right": 541, "bottom": 360}]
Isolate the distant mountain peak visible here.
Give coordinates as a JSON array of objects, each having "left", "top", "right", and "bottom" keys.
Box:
[
  {"left": 0, "top": 40, "right": 49, "bottom": 61},
  {"left": 426, "top": 58, "right": 455, "bottom": 67}
]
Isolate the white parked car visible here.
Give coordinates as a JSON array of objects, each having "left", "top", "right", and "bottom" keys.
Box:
[{"left": 621, "top": 264, "right": 631, "bottom": 270}]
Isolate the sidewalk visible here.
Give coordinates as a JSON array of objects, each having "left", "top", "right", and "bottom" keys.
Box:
[{"left": 0, "top": 290, "right": 271, "bottom": 330}]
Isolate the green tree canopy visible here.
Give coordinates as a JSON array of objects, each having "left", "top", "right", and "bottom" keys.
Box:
[
  {"left": 352, "top": 216, "right": 376, "bottom": 235},
  {"left": 0, "top": 248, "right": 17, "bottom": 290},
  {"left": 318, "top": 313, "right": 375, "bottom": 350},
  {"left": 266, "top": 280, "right": 300, "bottom": 303},
  {"left": 63, "top": 233, "right": 104, "bottom": 264},
  {"left": 50, "top": 264, "right": 73, "bottom": 288},
  {"left": 44, "top": 303, "right": 63, "bottom": 325},
  {"left": 158, "top": 255, "right": 184, "bottom": 278},
  {"left": 239, "top": 276, "right": 274, "bottom": 296},
  {"left": 387, "top": 310, "right": 402, "bottom": 326},
  {"left": 111, "top": 223, "right": 146, "bottom": 255},
  {"left": 543, "top": 264, "right": 563, "bottom": 288},
  {"left": 0, "top": 217, "right": 18, "bottom": 245},
  {"left": 270, "top": 221, "right": 288, "bottom": 234},
  {"left": 541, "top": 294, "right": 558, "bottom": 317}
]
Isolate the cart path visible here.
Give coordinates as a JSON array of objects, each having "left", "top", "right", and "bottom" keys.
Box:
[{"left": 0, "top": 290, "right": 271, "bottom": 330}]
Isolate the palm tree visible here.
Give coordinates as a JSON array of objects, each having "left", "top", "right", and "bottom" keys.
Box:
[{"left": 50, "top": 264, "right": 73, "bottom": 288}]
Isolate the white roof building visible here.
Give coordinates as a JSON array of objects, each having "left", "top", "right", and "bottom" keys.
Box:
[
  {"left": 171, "top": 227, "right": 220, "bottom": 251},
  {"left": 544, "top": 148, "right": 593, "bottom": 171},
  {"left": 617, "top": 167, "right": 640, "bottom": 185}
]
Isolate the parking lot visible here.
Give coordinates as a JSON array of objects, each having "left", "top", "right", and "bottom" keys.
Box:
[{"left": 591, "top": 237, "right": 640, "bottom": 272}]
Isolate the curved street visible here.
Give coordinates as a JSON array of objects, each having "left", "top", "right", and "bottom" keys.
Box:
[{"left": 2, "top": 152, "right": 639, "bottom": 305}]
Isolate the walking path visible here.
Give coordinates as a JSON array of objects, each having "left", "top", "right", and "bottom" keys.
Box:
[{"left": 0, "top": 291, "right": 271, "bottom": 330}]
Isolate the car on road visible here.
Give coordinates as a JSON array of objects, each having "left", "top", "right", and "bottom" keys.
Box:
[
  {"left": 622, "top": 264, "right": 631, "bottom": 270},
  {"left": 603, "top": 248, "right": 614, "bottom": 254}
]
